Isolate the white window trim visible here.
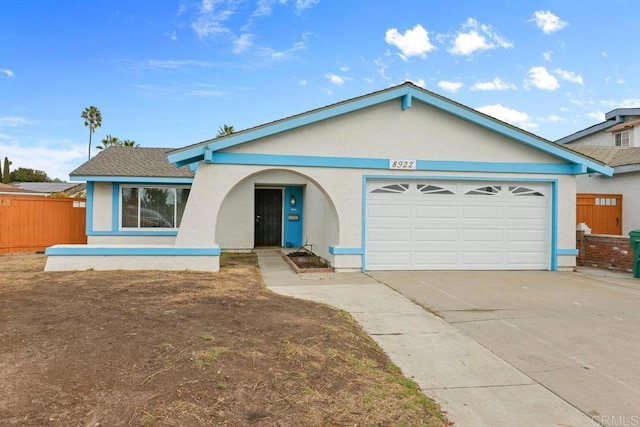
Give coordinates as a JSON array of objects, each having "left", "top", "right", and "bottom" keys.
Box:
[{"left": 614, "top": 129, "right": 631, "bottom": 147}]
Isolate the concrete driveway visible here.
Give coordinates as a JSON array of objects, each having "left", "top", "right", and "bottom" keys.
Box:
[{"left": 371, "top": 269, "right": 640, "bottom": 424}]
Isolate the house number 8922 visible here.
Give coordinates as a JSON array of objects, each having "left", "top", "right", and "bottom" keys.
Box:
[{"left": 389, "top": 159, "right": 416, "bottom": 170}]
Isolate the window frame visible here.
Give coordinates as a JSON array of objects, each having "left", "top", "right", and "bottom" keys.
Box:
[
  {"left": 614, "top": 130, "right": 631, "bottom": 147},
  {"left": 119, "top": 185, "right": 191, "bottom": 230}
]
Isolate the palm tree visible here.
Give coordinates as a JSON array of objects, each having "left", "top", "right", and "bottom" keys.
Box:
[
  {"left": 81, "top": 106, "right": 102, "bottom": 160},
  {"left": 216, "top": 124, "right": 234, "bottom": 137},
  {"left": 122, "top": 139, "right": 138, "bottom": 147},
  {"left": 96, "top": 134, "right": 120, "bottom": 150}
]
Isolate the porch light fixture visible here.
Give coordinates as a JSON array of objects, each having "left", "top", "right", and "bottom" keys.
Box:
[{"left": 290, "top": 195, "right": 296, "bottom": 207}]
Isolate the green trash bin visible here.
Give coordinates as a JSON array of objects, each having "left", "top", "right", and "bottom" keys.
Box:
[{"left": 629, "top": 230, "right": 640, "bottom": 278}]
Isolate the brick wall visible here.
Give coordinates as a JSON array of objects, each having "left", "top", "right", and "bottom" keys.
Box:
[{"left": 576, "top": 230, "right": 633, "bottom": 273}]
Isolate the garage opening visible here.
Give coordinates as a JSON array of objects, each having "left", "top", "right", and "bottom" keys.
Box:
[{"left": 365, "top": 180, "right": 550, "bottom": 270}]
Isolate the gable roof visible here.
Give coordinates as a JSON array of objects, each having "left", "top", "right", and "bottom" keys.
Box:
[
  {"left": 71, "top": 146, "right": 194, "bottom": 182},
  {"left": 167, "top": 82, "right": 612, "bottom": 176},
  {"left": 568, "top": 146, "right": 640, "bottom": 174},
  {"left": 556, "top": 107, "right": 640, "bottom": 145}
]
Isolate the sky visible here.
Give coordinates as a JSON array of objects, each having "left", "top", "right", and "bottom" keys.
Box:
[{"left": 1, "top": 0, "right": 640, "bottom": 181}]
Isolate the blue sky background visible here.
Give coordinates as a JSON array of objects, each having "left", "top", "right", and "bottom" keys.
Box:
[{"left": 1, "top": 0, "right": 639, "bottom": 180}]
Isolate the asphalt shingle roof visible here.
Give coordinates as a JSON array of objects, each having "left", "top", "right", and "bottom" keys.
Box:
[
  {"left": 0, "top": 183, "right": 40, "bottom": 194},
  {"left": 568, "top": 146, "right": 640, "bottom": 167},
  {"left": 70, "top": 146, "right": 194, "bottom": 178}
]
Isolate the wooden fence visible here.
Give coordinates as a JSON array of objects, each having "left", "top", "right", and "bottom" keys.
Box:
[{"left": 0, "top": 196, "right": 87, "bottom": 254}]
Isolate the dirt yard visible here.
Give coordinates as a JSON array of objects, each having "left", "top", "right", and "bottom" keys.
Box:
[{"left": 0, "top": 252, "right": 450, "bottom": 426}]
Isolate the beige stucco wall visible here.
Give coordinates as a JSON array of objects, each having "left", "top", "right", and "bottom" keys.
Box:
[
  {"left": 229, "top": 101, "right": 563, "bottom": 164},
  {"left": 92, "top": 182, "right": 113, "bottom": 231}
]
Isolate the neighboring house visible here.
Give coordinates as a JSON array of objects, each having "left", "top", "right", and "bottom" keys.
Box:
[
  {"left": 556, "top": 108, "right": 640, "bottom": 235},
  {"left": 46, "top": 82, "right": 612, "bottom": 272},
  {"left": 0, "top": 183, "right": 46, "bottom": 197},
  {"left": 13, "top": 182, "right": 87, "bottom": 197}
]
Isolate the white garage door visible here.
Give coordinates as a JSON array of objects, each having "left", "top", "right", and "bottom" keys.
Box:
[{"left": 365, "top": 180, "right": 550, "bottom": 270}]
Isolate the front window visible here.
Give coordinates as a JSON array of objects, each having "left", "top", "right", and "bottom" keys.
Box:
[
  {"left": 121, "top": 186, "right": 190, "bottom": 229},
  {"left": 614, "top": 130, "right": 630, "bottom": 147}
]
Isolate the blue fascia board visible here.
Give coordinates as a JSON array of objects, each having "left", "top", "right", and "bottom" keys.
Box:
[
  {"left": 45, "top": 246, "right": 220, "bottom": 256},
  {"left": 87, "top": 230, "right": 178, "bottom": 236},
  {"left": 329, "top": 246, "right": 363, "bottom": 255},
  {"left": 73, "top": 176, "right": 194, "bottom": 184},
  {"left": 207, "top": 152, "right": 581, "bottom": 175}
]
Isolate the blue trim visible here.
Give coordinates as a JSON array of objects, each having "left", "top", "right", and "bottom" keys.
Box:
[
  {"left": 283, "top": 186, "right": 303, "bottom": 248},
  {"left": 72, "top": 176, "right": 194, "bottom": 184},
  {"left": 361, "top": 175, "right": 368, "bottom": 271},
  {"left": 86, "top": 181, "right": 94, "bottom": 233},
  {"left": 168, "top": 83, "right": 613, "bottom": 176},
  {"left": 87, "top": 230, "right": 178, "bottom": 236},
  {"left": 329, "top": 246, "right": 363, "bottom": 255},
  {"left": 557, "top": 248, "right": 579, "bottom": 256},
  {"left": 206, "top": 152, "right": 580, "bottom": 175},
  {"left": 550, "top": 180, "right": 558, "bottom": 271},
  {"left": 362, "top": 175, "right": 558, "bottom": 271},
  {"left": 112, "top": 183, "right": 119, "bottom": 231},
  {"left": 45, "top": 246, "right": 220, "bottom": 256},
  {"left": 401, "top": 94, "right": 412, "bottom": 110}
]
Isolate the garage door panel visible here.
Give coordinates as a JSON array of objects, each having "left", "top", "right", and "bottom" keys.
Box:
[
  {"left": 414, "top": 229, "right": 457, "bottom": 242},
  {"left": 507, "top": 206, "right": 547, "bottom": 219},
  {"left": 366, "top": 180, "right": 550, "bottom": 271},
  {"left": 367, "top": 204, "right": 411, "bottom": 218},
  {"left": 415, "top": 205, "right": 458, "bottom": 219},
  {"left": 461, "top": 206, "right": 504, "bottom": 219},
  {"left": 462, "top": 228, "right": 504, "bottom": 242},
  {"left": 367, "top": 227, "right": 412, "bottom": 242},
  {"left": 508, "top": 229, "right": 548, "bottom": 242}
]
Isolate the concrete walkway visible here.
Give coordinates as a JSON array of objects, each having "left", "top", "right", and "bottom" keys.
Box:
[{"left": 258, "top": 249, "right": 592, "bottom": 427}]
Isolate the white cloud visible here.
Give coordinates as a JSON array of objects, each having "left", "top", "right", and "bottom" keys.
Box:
[
  {"left": 191, "top": 0, "right": 235, "bottom": 38},
  {"left": 255, "top": 40, "right": 306, "bottom": 60},
  {"left": 437, "top": 80, "right": 463, "bottom": 93},
  {"left": 448, "top": 18, "right": 513, "bottom": 56},
  {"left": 540, "top": 114, "right": 566, "bottom": 123},
  {"left": 616, "top": 79, "right": 625, "bottom": 85},
  {"left": 525, "top": 66, "right": 559, "bottom": 91},
  {"left": 0, "top": 140, "right": 86, "bottom": 181},
  {"left": 325, "top": 73, "right": 345, "bottom": 86},
  {"left": 542, "top": 51, "right": 552, "bottom": 61},
  {"left": 339, "top": 64, "right": 349, "bottom": 72},
  {"left": 0, "top": 69, "right": 14, "bottom": 77},
  {"left": 166, "top": 31, "right": 177, "bottom": 41},
  {"left": 384, "top": 24, "right": 435, "bottom": 60},
  {"left": 294, "top": 0, "right": 319, "bottom": 12},
  {"left": 471, "top": 77, "right": 516, "bottom": 91},
  {"left": 476, "top": 104, "right": 537, "bottom": 130},
  {"left": 233, "top": 33, "right": 254, "bottom": 53},
  {"left": 298, "top": 79, "right": 307, "bottom": 86},
  {"left": 143, "top": 59, "right": 224, "bottom": 69},
  {"left": 587, "top": 111, "right": 605, "bottom": 122},
  {"left": 531, "top": 10, "right": 568, "bottom": 34},
  {"left": 0, "top": 116, "right": 33, "bottom": 127},
  {"left": 554, "top": 68, "right": 583, "bottom": 85}
]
